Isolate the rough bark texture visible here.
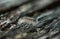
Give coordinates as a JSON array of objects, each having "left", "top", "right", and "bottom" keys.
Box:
[{"left": 0, "top": 0, "right": 60, "bottom": 39}]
